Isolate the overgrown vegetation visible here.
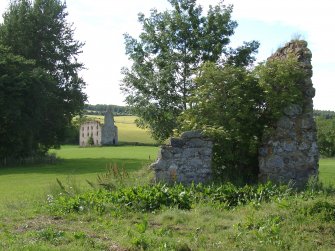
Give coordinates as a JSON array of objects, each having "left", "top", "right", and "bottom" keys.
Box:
[
  {"left": 180, "top": 56, "right": 306, "bottom": 182},
  {"left": 0, "top": 0, "right": 333, "bottom": 249},
  {"left": 41, "top": 165, "right": 335, "bottom": 250},
  {"left": 0, "top": 146, "right": 334, "bottom": 250},
  {"left": 48, "top": 181, "right": 292, "bottom": 215},
  {"left": 122, "top": 0, "right": 309, "bottom": 181}
]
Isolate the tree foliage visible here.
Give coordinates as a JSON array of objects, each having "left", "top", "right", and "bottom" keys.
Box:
[
  {"left": 255, "top": 55, "right": 305, "bottom": 122},
  {"left": 316, "top": 116, "right": 335, "bottom": 157},
  {"left": 0, "top": 45, "right": 56, "bottom": 157},
  {"left": 181, "top": 63, "right": 264, "bottom": 181},
  {"left": 0, "top": 0, "right": 86, "bottom": 159},
  {"left": 84, "top": 104, "right": 131, "bottom": 116},
  {"left": 121, "top": 0, "right": 259, "bottom": 141},
  {"left": 180, "top": 55, "right": 306, "bottom": 182}
]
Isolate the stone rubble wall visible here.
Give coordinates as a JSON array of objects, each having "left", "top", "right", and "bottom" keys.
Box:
[
  {"left": 151, "top": 131, "right": 213, "bottom": 184},
  {"left": 258, "top": 40, "right": 319, "bottom": 187}
]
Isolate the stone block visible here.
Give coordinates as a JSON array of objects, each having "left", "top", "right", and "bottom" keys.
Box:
[
  {"left": 283, "top": 104, "right": 302, "bottom": 117},
  {"left": 170, "top": 138, "right": 185, "bottom": 148},
  {"left": 298, "top": 142, "right": 308, "bottom": 150},
  {"left": 186, "top": 138, "right": 206, "bottom": 148},
  {"left": 266, "top": 155, "right": 284, "bottom": 170},
  {"left": 161, "top": 148, "right": 173, "bottom": 159},
  {"left": 283, "top": 142, "right": 296, "bottom": 152},
  {"left": 153, "top": 130, "right": 213, "bottom": 184},
  {"left": 181, "top": 130, "right": 203, "bottom": 139},
  {"left": 301, "top": 117, "right": 314, "bottom": 129},
  {"left": 258, "top": 147, "right": 267, "bottom": 158},
  {"left": 305, "top": 87, "right": 315, "bottom": 98},
  {"left": 277, "top": 116, "right": 293, "bottom": 129}
]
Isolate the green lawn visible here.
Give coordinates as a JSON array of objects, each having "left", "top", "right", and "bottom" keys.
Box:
[
  {"left": 319, "top": 158, "right": 335, "bottom": 185},
  {"left": 0, "top": 145, "right": 158, "bottom": 204}
]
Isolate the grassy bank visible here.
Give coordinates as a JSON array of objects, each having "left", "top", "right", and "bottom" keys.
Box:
[{"left": 0, "top": 145, "right": 334, "bottom": 250}]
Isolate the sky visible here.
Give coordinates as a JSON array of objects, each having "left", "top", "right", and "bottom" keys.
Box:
[{"left": 0, "top": 0, "right": 334, "bottom": 111}]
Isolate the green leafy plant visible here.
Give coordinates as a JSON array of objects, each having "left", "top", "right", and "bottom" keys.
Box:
[
  {"left": 235, "top": 214, "right": 285, "bottom": 247},
  {"left": 96, "top": 162, "right": 129, "bottom": 190},
  {"left": 35, "top": 227, "right": 65, "bottom": 245},
  {"left": 303, "top": 201, "right": 335, "bottom": 222},
  {"left": 48, "top": 182, "right": 292, "bottom": 215}
]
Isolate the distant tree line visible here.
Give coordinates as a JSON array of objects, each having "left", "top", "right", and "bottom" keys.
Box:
[
  {"left": 314, "top": 110, "right": 335, "bottom": 119},
  {"left": 84, "top": 104, "right": 131, "bottom": 116}
]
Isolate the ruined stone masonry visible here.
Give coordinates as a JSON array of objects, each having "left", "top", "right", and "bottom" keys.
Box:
[
  {"left": 79, "top": 109, "right": 118, "bottom": 147},
  {"left": 258, "top": 40, "right": 319, "bottom": 187},
  {"left": 151, "top": 131, "right": 213, "bottom": 184},
  {"left": 79, "top": 121, "right": 102, "bottom": 146},
  {"left": 152, "top": 40, "right": 318, "bottom": 186},
  {"left": 101, "top": 108, "right": 118, "bottom": 145}
]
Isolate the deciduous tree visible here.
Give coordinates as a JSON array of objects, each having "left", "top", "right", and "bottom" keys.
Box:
[
  {"left": 0, "top": 45, "right": 56, "bottom": 158},
  {"left": 0, "top": 0, "right": 86, "bottom": 158},
  {"left": 121, "top": 0, "right": 258, "bottom": 141}
]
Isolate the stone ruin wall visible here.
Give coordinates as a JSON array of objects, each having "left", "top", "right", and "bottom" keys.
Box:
[
  {"left": 258, "top": 40, "right": 319, "bottom": 187},
  {"left": 151, "top": 131, "right": 213, "bottom": 184},
  {"left": 152, "top": 40, "right": 318, "bottom": 187}
]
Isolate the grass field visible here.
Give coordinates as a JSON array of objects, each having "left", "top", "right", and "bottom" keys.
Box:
[
  {"left": 0, "top": 148, "right": 332, "bottom": 204},
  {"left": 85, "top": 115, "right": 157, "bottom": 145},
  {"left": 0, "top": 145, "right": 334, "bottom": 250},
  {"left": 0, "top": 145, "right": 158, "bottom": 204},
  {"left": 319, "top": 158, "right": 335, "bottom": 185}
]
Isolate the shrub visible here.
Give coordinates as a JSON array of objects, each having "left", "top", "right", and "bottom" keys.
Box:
[
  {"left": 303, "top": 201, "right": 335, "bottom": 222},
  {"left": 180, "top": 54, "right": 306, "bottom": 182},
  {"left": 47, "top": 182, "right": 291, "bottom": 215}
]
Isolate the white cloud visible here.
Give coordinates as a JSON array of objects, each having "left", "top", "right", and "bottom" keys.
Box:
[
  {"left": 0, "top": 0, "right": 334, "bottom": 110},
  {"left": 64, "top": 0, "right": 171, "bottom": 105}
]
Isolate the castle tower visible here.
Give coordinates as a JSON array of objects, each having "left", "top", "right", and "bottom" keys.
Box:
[{"left": 101, "top": 108, "right": 118, "bottom": 145}]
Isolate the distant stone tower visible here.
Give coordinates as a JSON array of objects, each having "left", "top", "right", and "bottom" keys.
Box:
[{"left": 101, "top": 108, "right": 118, "bottom": 145}]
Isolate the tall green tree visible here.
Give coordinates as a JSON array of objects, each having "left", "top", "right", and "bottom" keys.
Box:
[
  {"left": 0, "top": 45, "right": 56, "bottom": 158},
  {"left": 121, "top": 0, "right": 259, "bottom": 141},
  {"left": 0, "top": 0, "right": 86, "bottom": 157}
]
